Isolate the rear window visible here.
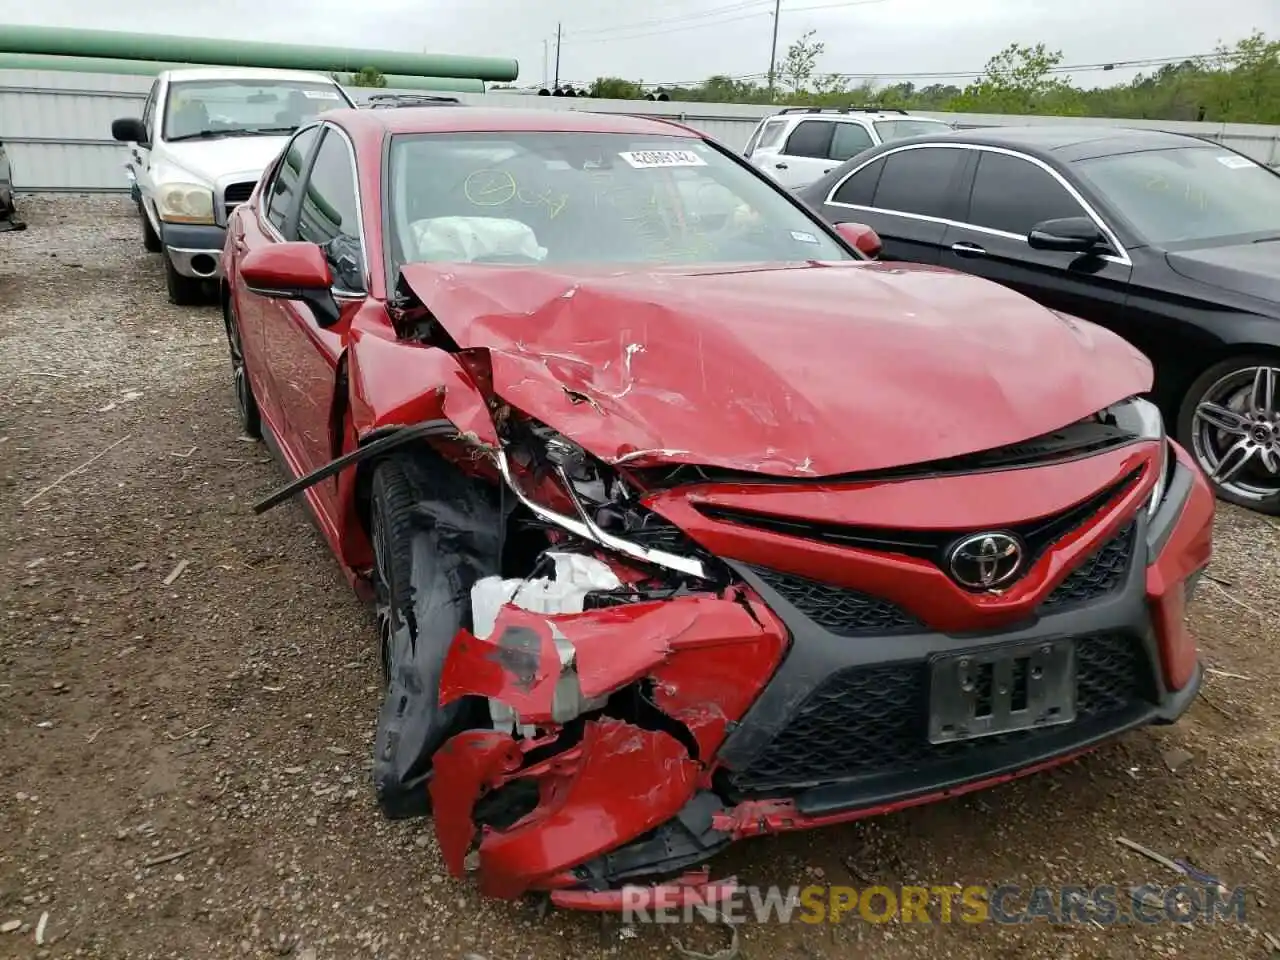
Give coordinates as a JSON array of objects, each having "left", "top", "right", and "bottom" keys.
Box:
[{"left": 873, "top": 118, "right": 953, "bottom": 143}]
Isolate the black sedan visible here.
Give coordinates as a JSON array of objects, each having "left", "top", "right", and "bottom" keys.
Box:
[{"left": 798, "top": 126, "right": 1280, "bottom": 514}]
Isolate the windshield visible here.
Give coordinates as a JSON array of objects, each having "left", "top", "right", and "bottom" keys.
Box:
[
  {"left": 163, "top": 80, "right": 349, "bottom": 141},
  {"left": 387, "top": 131, "right": 852, "bottom": 267},
  {"left": 873, "top": 118, "right": 952, "bottom": 142},
  {"left": 1073, "top": 146, "right": 1280, "bottom": 246}
]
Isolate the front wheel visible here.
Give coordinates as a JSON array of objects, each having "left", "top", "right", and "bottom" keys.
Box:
[
  {"left": 164, "top": 253, "right": 205, "bottom": 306},
  {"left": 140, "top": 207, "right": 161, "bottom": 252},
  {"left": 223, "top": 295, "right": 260, "bottom": 439},
  {"left": 1177, "top": 355, "right": 1280, "bottom": 515}
]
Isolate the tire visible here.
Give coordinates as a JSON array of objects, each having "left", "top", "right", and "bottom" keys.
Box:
[
  {"left": 369, "top": 454, "right": 499, "bottom": 819},
  {"left": 1176, "top": 354, "right": 1280, "bottom": 515},
  {"left": 141, "top": 207, "right": 161, "bottom": 253},
  {"left": 164, "top": 252, "right": 205, "bottom": 306},
  {"left": 223, "top": 294, "right": 261, "bottom": 439}
]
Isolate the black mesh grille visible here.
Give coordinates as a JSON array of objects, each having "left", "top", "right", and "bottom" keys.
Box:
[
  {"left": 223, "top": 181, "right": 256, "bottom": 219},
  {"left": 1042, "top": 524, "right": 1136, "bottom": 611},
  {"left": 224, "top": 182, "right": 256, "bottom": 204},
  {"left": 749, "top": 567, "right": 921, "bottom": 636},
  {"left": 726, "top": 632, "right": 1154, "bottom": 795}
]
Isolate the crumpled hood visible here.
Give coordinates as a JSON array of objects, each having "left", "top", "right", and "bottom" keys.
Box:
[
  {"left": 158, "top": 137, "right": 290, "bottom": 186},
  {"left": 399, "top": 261, "right": 1152, "bottom": 477}
]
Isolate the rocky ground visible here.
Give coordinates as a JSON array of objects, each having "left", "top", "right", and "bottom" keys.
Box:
[{"left": 1, "top": 195, "right": 1278, "bottom": 960}]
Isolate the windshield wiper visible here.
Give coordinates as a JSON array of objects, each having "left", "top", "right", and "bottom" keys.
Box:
[
  {"left": 166, "top": 130, "right": 234, "bottom": 142},
  {"left": 1252, "top": 235, "right": 1280, "bottom": 244},
  {"left": 243, "top": 126, "right": 299, "bottom": 135}
]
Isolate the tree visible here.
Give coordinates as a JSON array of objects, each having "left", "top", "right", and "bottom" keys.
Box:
[
  {"left": 589, "top": 77, "right": 644, "bottom": 99},
  {"left": 347, "top": 67, "right": 387, "bottom": 88},
  {"left": 594, "top": 28, "right": 1280, "bottom": 125},
  {"left": 778, "top": 30, "right": 825, "bottom": 95},
  {"left": 949, "top": 42, "right": 1080, "bottom": 114}
]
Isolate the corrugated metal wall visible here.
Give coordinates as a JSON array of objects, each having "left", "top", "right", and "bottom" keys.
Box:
[{"left": 2, "top": 69, "right": 1278, "bottom": 191}]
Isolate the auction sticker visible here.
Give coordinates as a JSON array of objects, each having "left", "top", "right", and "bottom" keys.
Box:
[
  {"left": 1216, "top": 155, "right": 1254, "bottom": 169},
  {"left": 304, "top": 90, "right": 342, "bottom": 100},
  {"left": 619, "top": 150, "right": 708, "bottom": 168}
]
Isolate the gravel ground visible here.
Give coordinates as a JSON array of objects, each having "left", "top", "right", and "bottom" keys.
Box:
[{"left": 1, "top": 195, "right": 1278, "bottom": 960}]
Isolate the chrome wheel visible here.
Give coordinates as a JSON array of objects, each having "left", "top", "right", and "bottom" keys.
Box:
[
  {"left": 226, "top": 315, "right": 250, "bottom": 423},
  {"left": 1191, "top": 364, "right": 1280, "bottom": 500}
]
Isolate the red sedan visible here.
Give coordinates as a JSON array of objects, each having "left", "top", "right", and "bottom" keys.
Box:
[{"left": 220, "top": 104, "right": 1213, "bottom": 910}]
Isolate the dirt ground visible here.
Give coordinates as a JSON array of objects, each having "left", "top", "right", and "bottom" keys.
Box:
[{"left": 1, "top": 195, "right": 1278, "bottom": 960}]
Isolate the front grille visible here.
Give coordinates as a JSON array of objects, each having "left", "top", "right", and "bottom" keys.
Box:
[
  {"left": 697, "top": 470, "right": 1141, "bottom": 591},
  {"left": 222, "top": 181, "right": 256, "bottom": 219},
  {"left": 726, "top": 632, "right": 1154, "bottom": 796},
  {"left": 749, "top": 567, "right": 920, "bottom": 635},
  {"left": 1042, "top": 524, "right": 1136, "bottom": 611}
]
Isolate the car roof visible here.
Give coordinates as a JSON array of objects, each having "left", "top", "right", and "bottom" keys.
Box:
[
  {"left": 886, "top": 124, "right": 1208, "bottom": 161},
  {"left": 161, "top": 66, "right": 341, "bottom": 86},
  {"left": 334, "top": 105, "right": 699, "bottom": 138}
]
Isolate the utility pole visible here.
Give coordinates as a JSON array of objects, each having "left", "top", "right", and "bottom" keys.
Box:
[
  {"left": 553, "top": 23, "right": 562, "bottom": 90},
  {"left": 767, "top": 0, "right": 781, "bottom": 99}
]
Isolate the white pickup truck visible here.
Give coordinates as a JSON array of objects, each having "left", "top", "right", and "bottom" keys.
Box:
[{"left": 112, "top": 66, "right": 356, "bottom": 304}]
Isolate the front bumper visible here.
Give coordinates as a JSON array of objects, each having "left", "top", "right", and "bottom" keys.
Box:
[
  {"left": 161, "top": 222, "right": 227, "bottom": 279},
  {"left": 426, "top": 441, "right": 1214, "bottom": 908}
]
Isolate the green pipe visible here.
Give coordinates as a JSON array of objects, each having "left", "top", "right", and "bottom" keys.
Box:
[
  {"left": 0, "top": 25, "right": 517, "bottom": 82},
  {"left": 0, "top": 54, "right": 487, "bottom": 93}
]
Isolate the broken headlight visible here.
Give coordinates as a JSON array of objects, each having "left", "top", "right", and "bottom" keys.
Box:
[
  {"left": 494, "top": 422, "right": 710, "bottom": 581},
  {"left": 1097, "top": 396, "right": 1167, "bottom": 517}
]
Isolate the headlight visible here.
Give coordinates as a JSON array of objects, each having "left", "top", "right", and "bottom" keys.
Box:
[
  {"left": 494, "top": 424, "right": 709, "bottom": 581},
  {"left": 154, "top": 182, "right": 215, "bottom": 224},
  {"left": 1098, "top": 396, "right": 1167, "bottom": 516}
]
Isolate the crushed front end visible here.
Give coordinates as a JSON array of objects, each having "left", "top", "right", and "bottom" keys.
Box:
[{"left": 376, "top": 394, "right": 1213, "bottom": 909}]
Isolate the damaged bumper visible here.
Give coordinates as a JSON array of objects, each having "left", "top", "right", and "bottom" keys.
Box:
[{"left": 410, "top": 439, "right": 1213, "bottom": 909}]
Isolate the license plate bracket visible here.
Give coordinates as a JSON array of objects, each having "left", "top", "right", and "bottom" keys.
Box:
[{"left": 927, "top": 640, "right": 1076, "bottom": 744}]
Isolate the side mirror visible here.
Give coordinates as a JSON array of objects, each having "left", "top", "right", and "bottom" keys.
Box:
[
  {"left": 1028, "top": 216, "right": 1107, "bottom": 254},
  {"left": 834, "top": 221, "right": 883, "bottom": 259},
  {"left": 241, "top": 241, "right": 341, "bottom": 328},
  {"left": 112, "top": 117, "right": 148, "bottom": 145}
]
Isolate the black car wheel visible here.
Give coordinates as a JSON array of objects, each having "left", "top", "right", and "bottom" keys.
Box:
[
  {"left": 140, "top": 207, "right": 161, "bottom": 253},
  {"left": 223, "top": 295, "right": 261, "bottom": 439},
  {"left": 1178, "top": 355, "right": 1280, "bottom": 514},
  {"left": 165, "top": 254, "right": 206, "bottom": 306}
]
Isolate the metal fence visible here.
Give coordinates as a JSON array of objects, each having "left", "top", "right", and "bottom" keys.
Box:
[{"left": 2, "top": 68, "right": 1279, "bottom": 191}]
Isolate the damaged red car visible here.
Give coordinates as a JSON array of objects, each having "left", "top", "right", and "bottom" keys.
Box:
[{"left": 220, "top": 106, "right": 1214, "bottom": 910}]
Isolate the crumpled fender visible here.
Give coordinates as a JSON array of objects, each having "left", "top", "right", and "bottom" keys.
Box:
[
  {"left": 345, "top": 325, "right": 497, "bottom": 445},
  {"left": 438, "top": 592, "right": 780, "bottom": 724}
]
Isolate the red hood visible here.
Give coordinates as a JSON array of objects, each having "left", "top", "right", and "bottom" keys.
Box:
[{"left": 398, "top": 261, "right": 1152, "bottom": 477}]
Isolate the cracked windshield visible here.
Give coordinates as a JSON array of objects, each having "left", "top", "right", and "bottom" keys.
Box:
[{"left": 389, "top": 131, "right": 852, "bottom": 265}]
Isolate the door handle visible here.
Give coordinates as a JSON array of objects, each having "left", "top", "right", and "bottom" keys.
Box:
[
  {"left": 775, "top": 162, "right": 788, "bottom": 170},
  {"left": 950, "top": 241, "right": 987, "bottom": 257}
]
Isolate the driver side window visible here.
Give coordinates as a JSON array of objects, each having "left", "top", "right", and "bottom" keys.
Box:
[
  {"left": 296, "top": 128, "right": 366, "bottom": 294},
  {"left": 265, "top": 126, "right": 320, "bottom": 238}
]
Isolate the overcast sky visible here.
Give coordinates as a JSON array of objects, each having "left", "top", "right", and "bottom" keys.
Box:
[{"left": 4, "top": 0, "right": 1276, "bottom": 89}]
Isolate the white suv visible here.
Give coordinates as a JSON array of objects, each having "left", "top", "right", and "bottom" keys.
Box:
[{"left": 744, "top": 107, "right": 954, "bottom": 190}]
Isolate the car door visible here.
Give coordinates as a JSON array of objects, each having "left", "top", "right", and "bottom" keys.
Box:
[
  {"left": 819, "top": 145, "right": 969, "bottom": 264},
  {"left": 266, "top": 124, "right": 368, "bottom": 520},
  {"left": 940, "top": 148, "right": 1133, "bottom": 327},
  {"left": 237, "top": 124, "right": 323, "bottom": 436},
  {"left": 133, "top": 79, "right": 159, "bottom": 219},
  {"left": 770, "top": 119, "right": 839, "bottom": 189}
]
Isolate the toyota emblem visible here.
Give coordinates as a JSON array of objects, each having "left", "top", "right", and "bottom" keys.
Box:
[{"left": 947, "top": 532, "right": 1024, "bottom": 590}]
